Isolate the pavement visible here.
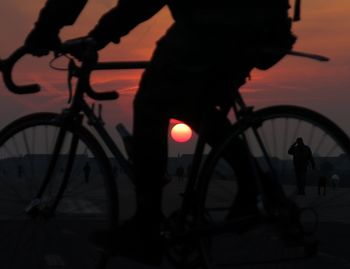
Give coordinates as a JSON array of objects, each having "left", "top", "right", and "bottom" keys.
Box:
[
  {"left": 2, "top": 176, "right": 350, "bottom": 269},
  {"left": 107, "top": 179, "right": 350, "bottom": 269}
]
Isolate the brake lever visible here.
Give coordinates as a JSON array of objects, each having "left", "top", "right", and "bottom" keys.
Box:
[{"left": 67, "top": 59, "right": 79, "bottom": 103}]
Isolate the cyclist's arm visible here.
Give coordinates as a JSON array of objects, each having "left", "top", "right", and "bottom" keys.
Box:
[
  {"left": 88, "top": 0, "right": 166, "bottom": 47},
  {"left": 33, "top": 0, "right": 88, "bottom": 32},
  {"left": 25, "top": 0, "right": 88, "bottom": 55}
]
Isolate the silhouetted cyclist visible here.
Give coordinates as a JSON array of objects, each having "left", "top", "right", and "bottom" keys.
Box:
[
  {"left": 24, "top": 0, "right": 296, "bottom": 265},
  {"left": 288, "top": 137, "right": 316, "bottom": 195}
]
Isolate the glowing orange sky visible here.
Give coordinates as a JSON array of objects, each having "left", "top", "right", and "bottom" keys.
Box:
[{"left": 1, "top": 0, "right": 350, "bottom": 155}]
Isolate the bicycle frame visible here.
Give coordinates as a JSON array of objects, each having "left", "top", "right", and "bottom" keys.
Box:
[
  {"left": 0, "top": 45, "right": 290, "bottom": 230},
  {"left": 28, "top": 58, "right": 274, "bottom": 229},
  {"left": 47, "top": 58, "right": 275, "bottom": 228}
]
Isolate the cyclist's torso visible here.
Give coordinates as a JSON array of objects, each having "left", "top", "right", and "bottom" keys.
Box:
[
  {"left": 160, "top": 0, "right": 292, "bottom": 61},
  {"left": 168, "top": 0, "right": 290, "bottom": 25}
]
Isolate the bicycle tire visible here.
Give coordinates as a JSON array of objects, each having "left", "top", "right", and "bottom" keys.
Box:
[
  {"left": 0, "top": 112, "right": 118, "bottom": 269},
  {"left": 195, "top": 105, "right": 350, "bottom": 268}
]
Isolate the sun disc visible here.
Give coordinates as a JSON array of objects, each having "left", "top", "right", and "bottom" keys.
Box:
[{"left": 171, "top": 123, "right": 192, "bottom": 143}]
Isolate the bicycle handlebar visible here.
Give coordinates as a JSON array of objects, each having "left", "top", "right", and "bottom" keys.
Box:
[
  {"left": 0, "top": 40, "right": 148, "bottom": 101},
  {"left": 0, "top": 46, "right": 41, "bottom": 94},
  {"left": 62, "top": 38, "right": 120, "bottom": 101}
]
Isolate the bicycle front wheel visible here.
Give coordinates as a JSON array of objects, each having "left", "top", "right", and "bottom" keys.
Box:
[
  {"left": 0, "top": 113, "right": 118, "bottom": 269},
  {"left": 196, "top": 105, "right": 350, "bottom": 268}
]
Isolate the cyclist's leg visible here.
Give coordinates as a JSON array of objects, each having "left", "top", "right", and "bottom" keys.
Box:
[
  {"left": 134, "top": 42, "right": 269, "bottom": 221},
  {"left": 174, "top": 105, "right": 262, "bottom": 211},
  {"left": 133, "top": 95, "right": 167, "bottom": 220}
]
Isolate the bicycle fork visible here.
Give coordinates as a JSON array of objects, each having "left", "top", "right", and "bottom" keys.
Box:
[{"left": 25, "top": 112, "right": 83, "bottom": 217}]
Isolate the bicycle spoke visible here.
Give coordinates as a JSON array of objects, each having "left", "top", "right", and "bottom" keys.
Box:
[
  {"left": 259, "top": 122, "right": 271, "bottom": 156},
  {"left": 271, "top": 119, "right": 277, "bottom": 157},
  {"left": 2, "top": 144, "right": 14, "bottom": 160},
  {"left": 313, "top": 132, "right": 327, "bottom": 156},
  {"left": 11, "top": 136, "right": 21, "bottom": 158},
  {"left": 45, "top": 125, "right": 49, "bottom": 155}
]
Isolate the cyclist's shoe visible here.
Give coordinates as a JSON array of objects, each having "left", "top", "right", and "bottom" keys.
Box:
[{"left": 89, "top": 216, "right": 163, "bottom": 266}]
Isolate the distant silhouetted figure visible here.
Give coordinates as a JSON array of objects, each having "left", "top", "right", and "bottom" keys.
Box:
[
  {"left": 175, "top": 165, "right": 185, "bottom": 183},
  {"left": 319, "top": 160, "right": 334, "bottom": 196},
  {"left": 288, "top": 137, "right": 315, "bottom": 195},
  {"left": 24, "top": 0, "right": 297, "bottom": 265},
  {"left": 331, "top": 174, "right": 340, "bottom": 190},
  {"left": 318, "top": 175, "right": 327, "bottom": 196},
  {"left": 83, "top": 162, "right": 91, "bottom": 183}
]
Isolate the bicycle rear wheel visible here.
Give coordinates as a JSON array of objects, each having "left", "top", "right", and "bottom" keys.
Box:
[
  {"left": 195, "top": 105, "right": 350, "bottom": 268},
  {"left": 246, "top": 106, "right": 350, "bottom": 214},
  {"left": 0, "top": 113, "right": 118, "bottom": 269}
]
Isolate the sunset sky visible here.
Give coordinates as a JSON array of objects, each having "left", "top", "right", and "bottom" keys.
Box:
[{"left": 0, "top": 0, "right": 350, "bottom": 156}]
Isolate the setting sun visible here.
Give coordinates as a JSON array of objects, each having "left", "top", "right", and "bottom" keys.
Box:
[{"left": 171, "top": 123, "right": 192, "bottom": 143}]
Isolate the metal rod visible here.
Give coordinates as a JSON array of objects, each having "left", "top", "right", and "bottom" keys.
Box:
[{"left": 94, "top": 61, "right": 149, "bottom": 70}]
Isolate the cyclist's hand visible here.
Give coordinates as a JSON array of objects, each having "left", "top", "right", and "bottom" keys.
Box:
[
  {"left": 25, "top": 28, "right": 61, "bottom": 57},
  {"left": 61, "top": 36, "right": 98, "bottom": 61}
]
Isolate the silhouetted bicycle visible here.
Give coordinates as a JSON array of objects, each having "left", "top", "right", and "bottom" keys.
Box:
[{"left": 1, "top": 40, "right": 350, "bottom": 269}]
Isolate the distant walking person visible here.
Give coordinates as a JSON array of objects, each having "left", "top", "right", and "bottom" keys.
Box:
[
  {"left": 319, "top": 160, "right": 334, "bottom": 196},
  {"left": 318, "top": 175, "right": 327, "bottom": 196},
  {"left": 331, "top": 174, "right": 340, "bottom": 190},
  {"left": 288, "top": 137, "right": 315, "bottom": 195}
]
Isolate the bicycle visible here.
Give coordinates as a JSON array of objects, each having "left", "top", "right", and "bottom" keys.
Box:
[{"left": 1, "top": 40, "right": 350, "bottom": 269}]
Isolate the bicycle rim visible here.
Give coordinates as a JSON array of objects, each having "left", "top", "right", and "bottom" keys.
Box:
[
  {"left": 0, "top": 113, "right": 118, "bottom": 269},
  {"left": 195, "top": 105, "right": 350, "bottom": 268}
]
